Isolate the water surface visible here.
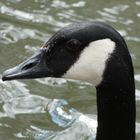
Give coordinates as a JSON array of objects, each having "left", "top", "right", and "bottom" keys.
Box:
[{"left": 0, "top": 0, "right": 140, "bottom": 139}]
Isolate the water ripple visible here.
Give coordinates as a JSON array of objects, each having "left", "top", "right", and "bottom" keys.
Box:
[
  {"left": 126, "top": 36, "right": 140, "bottom": 42},
  {"left": 136, "top": 1, "right": 140, "bottom": 6},
  {"left": 26, "top": 99, "right": 97, "bottom": 140},
  {"left": 0, "top": 77, "right": 97, "bottom": 139},
  {"left": 35, "top": 78, "right": 68, "bottom": 87},
  {"left": 97, "top": 4, "right": 134, "bottom": 25},
  {"left": 136, "top": 89, "right": 140, "bottom": 101},
  {"left": 0, "top": 3, "right": 70, "bottom": 29},
  {"left": 1, "top": 77, "right": 140, "bottom": 139},
  {"left": 51, "top": 0, "right": 70, "bottom": 9},
  {"left": 0, "top": 0, "right": 140, "bottom": 139},
  {"left": 104, "top": 5, "right": 129, "bottom": 15},
  {"left": 0, "top": 78, "right": 29, "bottom": 102},
  {"left": 135, "top": 74, "right": 140, "bottom": 82},
  {"left": 0, "top": 22, "right": 48, "bottom": 44},
  {"left": 51, "top": 0, "right": 85, "bottom": 9},
  {"left": 3, "top": 94, "right": 50, "bottom": 118},
  {"left": 48, "top": 99, "right": 77, "bottom": 127}
]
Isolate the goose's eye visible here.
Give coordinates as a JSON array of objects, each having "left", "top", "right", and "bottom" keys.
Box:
[{"left": 66, "top": 39, "right": 81, "bottom": 51}]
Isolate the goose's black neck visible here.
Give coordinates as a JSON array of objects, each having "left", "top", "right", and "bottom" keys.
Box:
[
  {"left": 96, "top": 48, "right": 135, "bottom": 140},
  {"left": 96, "top": 85, "right": 135, "bottom": 140}
]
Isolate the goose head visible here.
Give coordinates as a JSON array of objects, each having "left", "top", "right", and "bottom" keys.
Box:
[
  {"left": 2, "top": 22, "right": 124, "bottom": 87},
  {"left": 2, "top": 22, "right": 135, "bottom": 140}
]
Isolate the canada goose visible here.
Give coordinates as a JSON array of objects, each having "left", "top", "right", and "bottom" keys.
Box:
[{"left": 2, "top": 22, "right": 135, "bottom": 140}]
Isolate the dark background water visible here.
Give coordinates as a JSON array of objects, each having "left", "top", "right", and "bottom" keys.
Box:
[{"left": 0, "top": 0, "right": 140, "bottom": 139}]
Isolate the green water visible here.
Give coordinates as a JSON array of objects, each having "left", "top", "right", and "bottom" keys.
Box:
[{"left": 0, "top": 0, "right": 140, "bottom": 140}]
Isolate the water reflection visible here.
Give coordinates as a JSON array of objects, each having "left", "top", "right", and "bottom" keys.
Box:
[
  {"left": 1, "top": 76, "right": 140, "bottom": 139},
  {"left": 0, "top": 77, "right": 97, "bottom": 139},
  {"left": 97, "top": 5, "right": 133, "bottom": 24},
  {"left": 0, "top": 22, "right": 48, "bottom": 44},
  {"left": 0, "top": 1, "right": 70, "bottom": 30},
  {"left": 0, "top": 0, "right": 140, "bottom": 139}
]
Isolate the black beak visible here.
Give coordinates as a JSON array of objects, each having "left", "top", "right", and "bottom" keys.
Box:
[{"left": 2, "top": 48, "right": 53, "bottom": 81}]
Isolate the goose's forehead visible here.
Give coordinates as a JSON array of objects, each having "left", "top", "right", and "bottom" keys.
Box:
[{"left": 63, "top": 38, "right": 116, "bottom": 86}]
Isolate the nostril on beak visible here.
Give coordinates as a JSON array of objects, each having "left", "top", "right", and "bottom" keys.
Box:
[{"left": 22, "top": 62, "right": 36, "bottom": 71}]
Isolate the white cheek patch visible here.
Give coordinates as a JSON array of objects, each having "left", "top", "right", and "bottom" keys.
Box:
[{"left": 63, "top": 38, "right": 116, "bottom": 86}]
